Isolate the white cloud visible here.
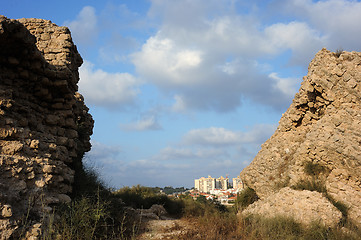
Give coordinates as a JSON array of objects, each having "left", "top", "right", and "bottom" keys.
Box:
[
  {"left": 184, "top": 127, "right": 241, "bottom": 146},
  {"left": 132, "top": 1, "right": 329, "bottom": 112},
  {"left": 157, "top": 147, "right": 228, "bottom": 161},
  {"left": 64, "top": 6, "right": 98, "bottom": 45},
  {"left": 132, "top": 36, "right": 203, "bottom": 87},
  {"left": 78, "top": 60, "right": 140, "bottom": 108},
  {"left": 183, "top": 125, "right": 276, "bottom": 147},
  {"left": 269, "top": 72, "right": 299, "bottom": 99},
  {"left": 264, "top": 21, "right": 325, "bottom": 65},
  {"left": 120, "top": 115, "right": 162, "bottom": 131},
  {"left": 283, "top": 0, "right": 361, "bottom": 51}
]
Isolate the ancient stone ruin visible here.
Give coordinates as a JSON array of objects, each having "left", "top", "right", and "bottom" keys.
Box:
[
  {"left": 0, "top": 16, "right": 93, "bottom": 238},
  {"left": 240, "top": 48, "right": 361, "bottom": 228}
]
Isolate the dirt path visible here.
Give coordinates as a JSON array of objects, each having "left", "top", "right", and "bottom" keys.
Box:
[{"left": 137, "top": 218, "right": 192, "bottom": 240}]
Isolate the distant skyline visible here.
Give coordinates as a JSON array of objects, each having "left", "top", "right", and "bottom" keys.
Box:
[{"left": 3, "top": 0, "right": 361, "bottom": 188}]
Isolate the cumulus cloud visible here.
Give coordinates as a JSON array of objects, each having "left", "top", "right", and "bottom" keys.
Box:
[
  {"left": 79, "top": 60, "right": 140, "bottom": 108},
  {"left": 264, "top": 21, "right": 325, "bottom": 65},
  {"left": 183, "top": 127, "right": 241, "bottom": 146},
  {"left": 269, "top": 72, "right": 299, "bottom": 99},
  {"left": 64, "top": 6, "right": 98, "bottom": 45},
  {"left": 283, "top": 0, "right": 361, "bottom": 51},
  {"left": 132, "top": 1, "right": 328, "bottom": 112},
  {"left": 120, "top": 115, "right": 162, "bottom": 131},
  {"left": 183, "top": 125, "right": 276, "bottom": 147},
  {"left": 132, "top": 36, "right": 203, "bottom": 87},
  {"left": 133, "top": 35, "right": 295, "bottom": 112},
  {"left": 157, "top": 147, "right": 229, "bottom": 161}
]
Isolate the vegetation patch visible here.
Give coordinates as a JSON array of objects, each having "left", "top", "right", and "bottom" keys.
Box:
[
  {"left": 234, "top": 187, "right": 259, "bottom": 210},
  {"left": 27, "top": 164, "right": 359, "bottom": 240},
  {"left": 290, "top": 177, "right": 350, "bottom": 227},
  {"left": 291, "top": 179, "right": 327, "bottom": 193},
  {"left": 240, "top": 214, "right": 361, "bottom": 240},
  {"left": 114, "top": 185, "right": 184, "bottom": 216},
  {"left": 242, "top": 215, "right": 303, "bottom": 239},
  {"left": 335, "top": 48, "right": 343, "bottom": 58},
  {"left": 16, "top": 166, "right": 142, "bottom": 240},
  {"left": 325, "top": 194, "right": 349, "bottom": 226},
  {"left": 304, "top": 161, "right": 328, "bottom": 176},
  {"left": 176, "top": 207, "right": 361, "bottom": 240}
]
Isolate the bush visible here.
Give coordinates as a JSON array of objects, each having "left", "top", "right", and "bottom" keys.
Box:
[
  {"left": 176, "top": 195, "right": 242, "bottom": 239},
  {"left": 114, "top": 185, "right": 184, "bottom": 216},
  {"left": 291, "top": 179, "right": 327, "bottom": 193},
  {"left": 39, "top": 167, "right": 141, "bottom": 240},
  {"left": 235, "top": 187, "right": 259, "bottom": 210},
  {"left": 335, "top": 49, "right": 343, "bottom": 58}
]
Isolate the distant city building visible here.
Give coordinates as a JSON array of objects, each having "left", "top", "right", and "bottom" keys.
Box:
[
  {"left": 195, "top": 175, "right": 234, "bottom": 193},
  {"left": 216, "top": 176, "right": 229, "bottom": 190},
  {"left": 195, "top": 175, "right": 216, "bottom": 193},
  {"left": 232, "top": 176, "right": 244, "bottom": 190}
]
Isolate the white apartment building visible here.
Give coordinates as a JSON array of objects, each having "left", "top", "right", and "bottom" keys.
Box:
[
  {"left": 195, "top": 176, "right": 216, "bottom": 193},
  {"left": 232, "top": 176, "right": 244, "bottom": 190},
  {"left": 195, "top": 175, "right": 230, "bottom": 193},
  {"left": 216, "top": 176, "right": 229, "bottom": 190}
]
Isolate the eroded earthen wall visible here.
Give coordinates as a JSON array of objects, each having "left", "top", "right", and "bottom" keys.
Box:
[{"left": 240, "top": 48, "right": 361, "bottom": 226}]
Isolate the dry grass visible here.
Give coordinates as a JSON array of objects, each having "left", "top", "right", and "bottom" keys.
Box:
[
  {"left": 172, "top": 214, "right": 361, "bottom": 240},
  {"left": 31, "top": 165, "right": 360, "bottom": 240},
  {"left": 335, "top": 49, "right": 343, "bottom": 58},
  {"left": 169, "top": 191, "right": 361, "bottom": 240}
]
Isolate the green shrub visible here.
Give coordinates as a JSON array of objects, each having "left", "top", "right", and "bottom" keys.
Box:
[
  {"left": 114, "top": 185, "right": 184, "bottom": 216},
  {"left": 175, "top": 196, "right": 242, "bottom": 240},
  {"left": 38, "top": 166, "right": 141, "bottom": 240},
  {"left": 45, "top": 197, "right": 107, "bottom": 239},
  {"left": 181, "top": 196, "right": 206, "bottom": 217},
  {"left": 235, "top": 187, "right": 259, "bottom": 210}
]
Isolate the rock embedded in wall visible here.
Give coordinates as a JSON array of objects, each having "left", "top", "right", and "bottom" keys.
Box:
[
  {"left": 240, "top": 48, "right": 361, "bottom": 227},
  {"left": 0, "top": 16, "right": 93, "bottom": 239}
]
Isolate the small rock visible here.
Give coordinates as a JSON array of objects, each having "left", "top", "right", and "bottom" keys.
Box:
[{"left": 1, "top": 205, "right": 12, "bottom": 218}]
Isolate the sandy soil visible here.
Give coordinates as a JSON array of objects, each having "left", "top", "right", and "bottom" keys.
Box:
[{"left": 137, "top": 218, "right": 192, "bottom": 240}]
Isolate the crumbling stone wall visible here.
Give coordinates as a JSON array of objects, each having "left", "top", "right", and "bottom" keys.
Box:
[
  {"left": 240, "top": 48, "right": 361, "bottom": 227},
  {"left": 0, "top": 16, "right": 93, "bottom": 238}
]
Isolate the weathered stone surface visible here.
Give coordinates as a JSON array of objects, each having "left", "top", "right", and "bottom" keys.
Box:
[
  {"left": 242, "top": 187, "right": 342, "bottom": 227},
  {"left": 240, "top": 48, "right": 361, "bottom": 226},
  {"left": 0, "top": 15, "right": 93, "bottom": 238}
]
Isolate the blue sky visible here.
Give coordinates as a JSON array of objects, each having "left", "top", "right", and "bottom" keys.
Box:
[{"left": 3, "top": 0, "right": 361, "bottom": 188}]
